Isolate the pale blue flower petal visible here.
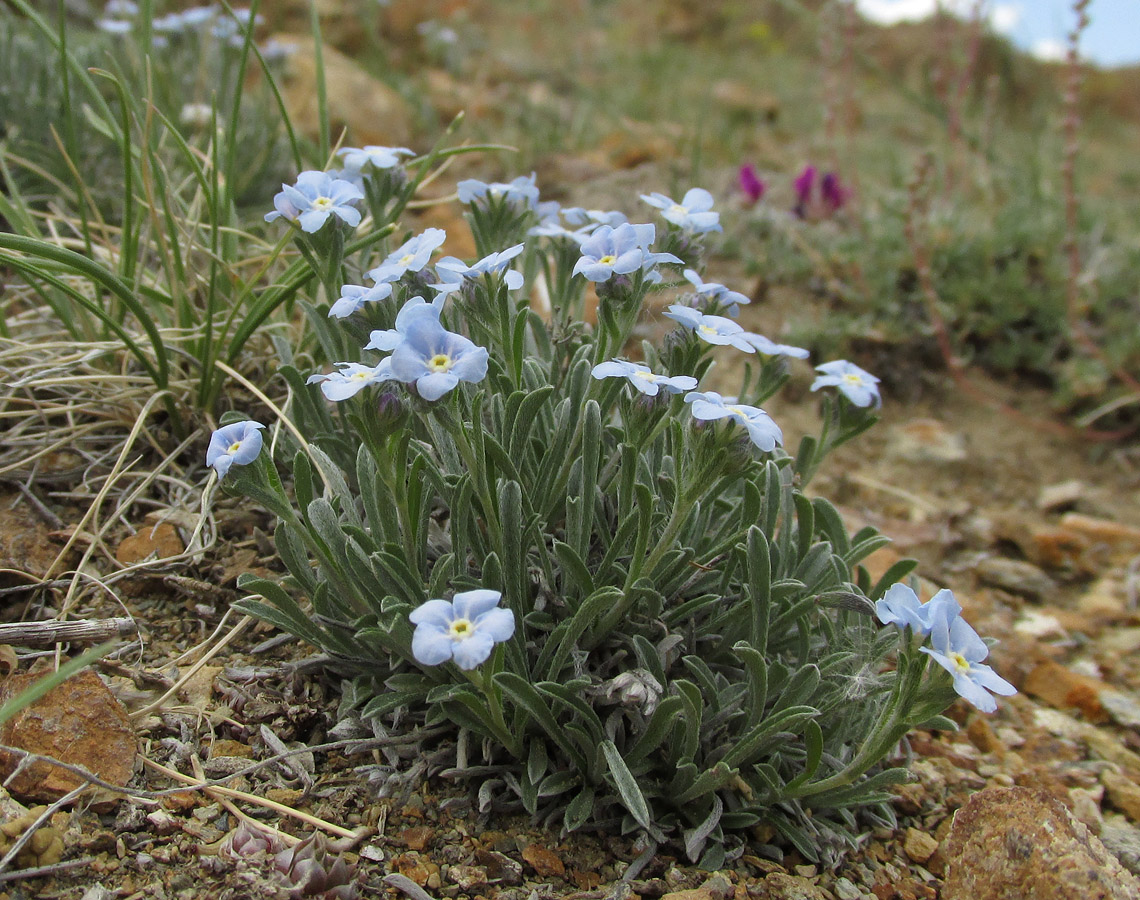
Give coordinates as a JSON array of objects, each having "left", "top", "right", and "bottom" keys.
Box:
[
  {"left": 298, "top": 209, "right": 331, "bottom": 233},
  {"left": 450, "top": 630, "right": 497, "bottom": 669},
  {"left": 412, "top": 624, "right": 455, "bottom": 666},
  {"left": 453, "top": 589, "right": 505, "bottom": 620},
  {"left": 475, "top": 606, "right": 516, "bottom": 643},
  {"left": 415, "top": 372, "right": 459, "bottom": 401},
  {"left": 409, "top": 598, "right": 457, "bottom": 627},
  {"left": 206, "top": 421, "right": 265, "bottom": 478}
]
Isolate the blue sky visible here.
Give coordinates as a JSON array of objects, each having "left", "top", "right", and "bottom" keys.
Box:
[{"left": 854, "top": 1, "right": 1140, "bottom": 67}]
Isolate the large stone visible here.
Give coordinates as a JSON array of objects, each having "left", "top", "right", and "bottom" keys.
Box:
[
  {"left": 0, "top": 666, "right": 135, "bottom": 806},
  {"left": 943, "top": 785, "right": 1140, "bottom": 899},
  {"left": 268, "top": 34, "right": 413, "bottom": 149}
]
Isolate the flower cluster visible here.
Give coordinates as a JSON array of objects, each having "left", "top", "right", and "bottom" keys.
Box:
[
  {"left": 683, "top": 269, "right": 751, "bottom": 318},
  {"left": 794, "top": 165, "right": 849, "bottom": 220},
  {"left": 337, "top": 145, "right": 415, "bottom": 176},
  {"left": 591, "top": 360, "right": 696, "bottom": 396},
  {"left": 738, "top": 165, "right": 766, "bottom": 205},
  {"left": 312, "top": 294, "right": 488, "bottom": 402},
  {"left": 572, "top": 222, "right": 680, "bottom": 284},
  {"left": 811, "top": 360, "right": 880, "bottom": 408},
  {"left": 265, "top": 171, "right": 364, "bottom": 234},
  {"left": 457, "top": 174, "right": 539, "bottom": 211},
  {"left": 876, "top": 585, "right": 1015, "bottom": 713},
  {"left": 100, "top": 4, "right": 265, "bottom": 48},
  {"left": 685, "top": 391, "right": 783, "bottom": 451},
  {"left": 210, "top": 163, "right": 999, "bottom": 863},
  {"left": 640, "top": 188, "right": 722, "bottom": 234},
  {"left": 734, "top": 163, "right": 849, "bottom": 220}
]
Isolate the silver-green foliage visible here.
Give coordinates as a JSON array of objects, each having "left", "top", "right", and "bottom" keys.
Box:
[{"left": 223, "top": 183, "right": 952, "bottom": 867}]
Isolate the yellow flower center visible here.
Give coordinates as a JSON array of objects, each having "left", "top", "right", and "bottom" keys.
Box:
[
  {"left": 599, "top": 254, "right": 617, "bottom": 266},
  {"left": 227, "top": 441, "right": 243, "bottom": 454},
  {"left": 633, "top": 371, "right": 657, "bottom": 382},
  {"left": 699, "top": 325, "right": 717, "bottom": 336},
  {"left": 949, "top": 651, "right": 971, "bottom": 674},
  {"left": 449, "top": 618, "right": 474, "bottom": 640},
  {"left": 843, "top": 373, "right": 864, "bottom": 385},
  {"left": 351, "top": 370, "right": 370, "bottom": 380},
  {"left": 428, "top": 353, "right": 452, "bottom": 373},
  {"left": 312, "top": 196, "right": 334, "bottom": 210},
  {"left": 399, "top": 253, "right": 415, "bottom": 265},
  {"left": 727, "top": 405, "right": 748, "bottom": 418},
  {"left": 668, "top": 203, "right": 686, "bottom": 218}
]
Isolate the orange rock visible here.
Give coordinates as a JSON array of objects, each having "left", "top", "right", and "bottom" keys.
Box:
[
  {"left": 966, "top": 717, "right": 1003, "bottom": 755},
  {"left": 400, "top": 826, "right": 434, "bottom": 851},
  {"left": 392, "top": 853, "right": 439, "bottom": 886},
  {"left": 1029, "top": 526, "right": 1093, "bottom": 572},
  {"left": 569, "top": 869, "right": 602, "bottom": 890},
  {"left": 1059, "top": 513, "right": 1140, "bottom": 562},
  {"left": 903, "top": 827, "right": 939, "bottom": 864},
  {"left": 0, "top": 666, "right": 135, "bottom": 806},
  {"left": 521, "top": 843, "right": 565, "bottom": 878},
  {"left": 116, "top": 523, "right": 184, "bottom": 566},
  {"left": 1023, "top": 659, "right": 1108, "bottom": 722}
]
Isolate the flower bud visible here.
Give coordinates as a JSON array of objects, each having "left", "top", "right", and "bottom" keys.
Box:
[{"left": 599, "top": 668, "right": 663, "bottom": 715}]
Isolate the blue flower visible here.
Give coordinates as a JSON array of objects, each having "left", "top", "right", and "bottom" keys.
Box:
[
  {"left": 921, "top": 605, "right": 1016, "bottom": 713},
  {"left": 306, "top": 359, "right": 397, "bottom": 401},
  {"left": 328, "top": 282, "right": 394, "bottom": 319},
  {"left": 528, "top": 221, "right": 592, "bottom": 243},
  {"left": 747, "top": 333, "right": 810, "bottom": 359},
  {"left": 457, "top": 174, "right": 539, "bottom": 210},
  {"left": 176, "top": 6, "right": 218, "bottom": 27},
  {"left": 664, "top": 305, "right": 770, "bottom": 354},
  {"left": 265, "top": 171, "right": 364, "bottom": 234},
  {"left": 259, "top": 37, "right": 298, "bottom": 60},
  {"left": 206, "top": 421, "right": 265, "bottom": 478},
  {"left": 364, "top": 296, "right": 444, "bottom": 352},
  {"left": 572, "top": 223, "right": 655, "bottom": 282},
  {"left": 684, "top": 391, "right": 783, "bottom": 451},
  {"left": 389, "top": 317, "right": 489, "bottom": 401},
  {"left": 684, "top": 269, "right": 751, "bottom": 318},
  {"left": 640, "top": 248, "right": 684, "bottom": 285},
  {"left": 409, "top": 589, "right": 516, "bottom": 670},
  {"left": 435, "top": 244, "right": 525, "bottom": 291},
  {"left": 528, "top": 207, "right": 594, "bottom": 243},
  {"left": 97, "top": 17, "right": 134, "bottom": 33},
  {"left": 367, "top": 228, "right": 447, "bottom": 284},
  {"left": 152, "top": 12, "right": 187, "bottom": 31},
  {"left": 811, "top": 360, "right": 881, "bottom": 408},
  {"left": 640, "top": 188, "right": 722, "bottom": 233},
  {"left": 562, "top": 207, "right": 628, "bottom": 229},
  {"left": 591, "top": 360, "right": 697, "bottom": 396},
  {"left": 875, "top": 585, "right": 961, "bottom": 636},
  {"left": 336, "top": 145, "right": 415, "bottom": 172}
]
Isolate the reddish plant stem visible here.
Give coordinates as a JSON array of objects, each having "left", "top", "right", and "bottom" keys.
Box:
[{"left": 1060, "top": 0, "right": 1140, "bottom": 397}]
